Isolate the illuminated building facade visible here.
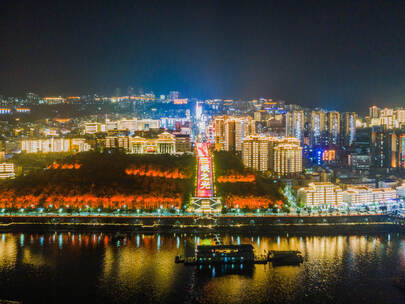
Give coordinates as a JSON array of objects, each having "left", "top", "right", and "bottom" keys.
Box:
[
  {"left": 242, "top": 136, "right": 302, "bottom": 174},
  {"left": 343, "top": 186, "right": 397, "bottom": 205},
  {"left": 400, "top": 134, "right": 405, "bottom": 169},
  {"left": 104, "top": 132, "right": 191, "bottom": 154},
  {"left": 272, "top": 140, "right": 303, "bottom": 176},
  {"left": 21, "top": 138, "right": 91, "bottom": 153},
  {"left": 242, "top": 135, "right": 273, "bottom": 172},
  {"left": 342, "top": 112, "right": 357, "bottom": 147},
  {"left": 368, "top": 106, "right": 405, "bottom": 129},
  {"left": 0, "top": 163, "right": 15, "bottom": 179},
  {"left": 322, "top": 149, "right": 336, "bottom": 162},
  {"left": 348, "top": 154, "right": 371, "bottom": 170},
  {"left": 326, "top": 111, "right": 340, "bottom": 145},
  {"left": 298, "top": 182, "right": 343, "bottom": 206},
  {"left": 214, "top": 116, "right": 255, "bottom": 152},
  {"left": 214, "top": 116, "right": 225, "bottom": 151},
  {"left": 371, "top": 128, "right": 405, "bottom": 169},
  {"left": 130, "top": 132, "right": 189, "bottom": 154},
  {"left": 286, "top": 110, "right": 304, "bottom": 141},
  {"left": 311, "top": 110, "right": 326, "bottom": 146},
  {"left": 0, "top": 108, "right": 11, "bottom": 114},
  {"left": 105, "top": 136, "right": 131, "bottom": 151},
  {"left": 397, "top": 183, "right": 405, "bottom": 197},
  {"left": 86, "top": 119, "right": 160, "bottom": 134},
  {"left": 118, "top": 119, "right": 137, "bottom": 131},
  {"left": 84, "top": 123, "right": 102, "bottom": 134},
  {"left": 190, "top": 143, "right": 221, "bottom": 213}
]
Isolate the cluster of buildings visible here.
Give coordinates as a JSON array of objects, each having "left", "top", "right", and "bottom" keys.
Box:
[
  {"left": 211, "top": 115, "right": 256, "bottom": 152},
  {"left": 252, "top": 103, "right": 405, "bottom": 171},
  {"left": 21, "top": 138, "right": 91, "bottom": 153},
  {"left": 368, "top": 106, "right": 405, "bottom": 129},
  {"left": 1, "top": 90, "right": 405, "bottom": 211},
  {"left": 84, "top": 118, "right": 161, "bottom": 134},
  {"left": 209, "top": 115, "right": 303, "bottom": 176},
  {"left": 105, "top": 132, "right": 191, "bottom": 154},
  {"left": 19, "top": 116, "right": 192, "bottom": 155},
  {"left": 241, "top": 136, "right": 302, "bottom": 176},
  {"left": 297, "top": 182, "right": 401, "bottom": 207}
]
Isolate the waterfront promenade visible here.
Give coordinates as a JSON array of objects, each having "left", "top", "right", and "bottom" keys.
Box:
[{"left": 0, "top": 213, "right": 402, "bottom": 233}]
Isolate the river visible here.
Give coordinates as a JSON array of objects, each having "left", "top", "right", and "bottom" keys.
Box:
[{"left": 0, "top": 232, "right": 404, "bottom": 303}]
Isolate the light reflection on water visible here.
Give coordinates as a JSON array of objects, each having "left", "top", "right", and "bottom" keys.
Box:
[{"left": 0, "top": 232, "right": 403, "bottom": 303}]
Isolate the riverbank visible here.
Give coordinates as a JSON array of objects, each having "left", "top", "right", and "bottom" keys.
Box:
[{"left": 0, "top": 214, "right": 402, "bottom": 234}]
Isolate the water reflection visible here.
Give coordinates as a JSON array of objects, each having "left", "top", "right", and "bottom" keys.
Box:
[{"left": 0, "top": 232, "right": 403, "bottom": 304}]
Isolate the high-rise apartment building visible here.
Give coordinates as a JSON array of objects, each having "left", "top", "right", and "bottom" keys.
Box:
[
  {"left": 242, "top": 135, "right": 274, "bottom": 171},
  {"left": 341, "top": 112, "right": 357, "bottom": 147},
  {"left": 214, "top": 116, "right": 255, "bottom": 152},
  {"left": 368, "top": 106, "right": 405, "bottom": 129},
  {"left": 399, "top": 134, "right": 405, "bottom": 169},
  {"left": 370, "top": 127, "right": 405, "bottom": 169},
  {"left": 214, "top": 116, "right": 225, "bottom": 151},
  {"left": 369, "top": 106, "right": 380, "bottom": 119},
  {"left": 242, "top": 136, "right": 302, "bottom": 175},
  {"left": 311, "top": 110, "right": 326, "bottom": 146},
  {"left": 326, "top": 111, "right": 340, "bottom": 145},
  {"left": 272, "top": 140, "right": 303, "bottom": 176},
  {"left": 286, "top": 110, "right": 305, "bottom": 141}
]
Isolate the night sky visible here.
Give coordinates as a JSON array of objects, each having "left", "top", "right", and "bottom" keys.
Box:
[{"left": 1, "top": 0, "right": 405, "bottom": 111}]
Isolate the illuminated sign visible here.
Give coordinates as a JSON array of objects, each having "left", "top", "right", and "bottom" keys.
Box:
[
  {"left": 145, "top": 146, "right": 156, "bottom": 153},
  {"left": 196, "top": 143, "right": 213, "bottom": 197},
  {"left": 196, "top": 142, "right": 209, "bottom": 157},
  {"left": 322, "top": 150, "right": 336, "bottom": 161}
]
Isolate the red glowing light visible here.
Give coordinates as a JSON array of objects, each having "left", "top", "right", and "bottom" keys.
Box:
[
  {"left": 217, "top": 174, "right": 255, "bottom": 183},
  {"left": 125, "top": 166, "right": 189, "bottom": 179}
]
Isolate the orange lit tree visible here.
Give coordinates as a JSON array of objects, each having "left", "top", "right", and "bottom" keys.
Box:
[
  {"left": 0, "top": 150, "right": 195, "bottom": 211},
  {"left": 214, "top": 151, "right": 286, "bottom": 210}
]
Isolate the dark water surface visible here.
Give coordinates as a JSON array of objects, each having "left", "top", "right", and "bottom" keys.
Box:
[{"left": 0, "top": 232, "right": 405, "bottom": 304}]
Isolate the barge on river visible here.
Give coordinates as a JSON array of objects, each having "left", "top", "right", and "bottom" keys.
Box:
[{"left": 175, "top": 244, "right": 268, "bottom": 265}]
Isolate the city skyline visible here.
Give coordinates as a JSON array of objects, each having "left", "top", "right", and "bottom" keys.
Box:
[
  {"left": 2, "top": 2, "right": 405, "bottom": 303},
  {"left": 1, "top": 0, "right": 405, "bottom": 112}
]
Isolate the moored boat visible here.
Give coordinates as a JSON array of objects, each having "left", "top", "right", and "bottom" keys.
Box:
[{"left": 268, "top": 250, "right": 304, "bottom": 265}]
